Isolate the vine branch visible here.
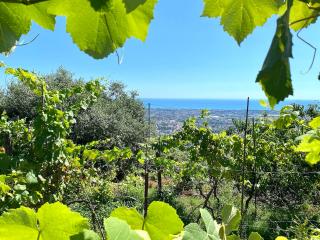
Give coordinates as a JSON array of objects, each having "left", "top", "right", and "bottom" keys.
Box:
[
  {"left": 0, "top": 0, "right": 48, "bottom": 5},
  {"left": 289, "top": 14, "right": 320, "bottom": 27}
]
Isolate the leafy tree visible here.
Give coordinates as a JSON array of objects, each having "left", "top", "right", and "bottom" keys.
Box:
[
  {"left": 72, "top": 81, "right": 147, "bottom": 149},
  {"left": 0, "top": 65, "right": 134, "bottom": 213},
  {"left": 0, "top": 68, "right": 147, "bottom": 149}
]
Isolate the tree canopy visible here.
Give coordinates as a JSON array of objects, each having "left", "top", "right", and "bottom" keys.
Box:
[{"left": 0, "top": 68, "right": 147, "bottom": 148}]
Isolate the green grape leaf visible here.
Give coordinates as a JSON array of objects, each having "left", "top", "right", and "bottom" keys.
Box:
[
  {"left": 183, "top": 209, "right": 220, "bottom": 240},
  {"left": 309, "top": 116, "right": 320, "bottom": 129},
  {"left": 135, "top": 230, "right": 152, "bottom": 240},
  {"left": 26, "top": 172, "right": 38, "bottom": 184},
  {"left": 256, "top": 2, "right": 293, "bottom": 108},
  {"left": 248, "top": 232, "right": 263, "bottom": 240},
  {"left": 275, "top": 237, "right": 288, "bottom": 240},
  {"left": 0, "top": 202, "right": 89, "bottom": 240},
  {"left": 202, "top": 0, "right": 225, "bottom": 18},
  {"left": 200, "top": 208, "right": 220, "bottom": 238},
  {"left": 144, "top": 201, "right": 184, "bottom": 240},
  {"left": 0, "top": 207, "right": 38, "bottom": 240},
  {"left": 221, "top": 205, "right": 241, "bottom": 235},
  {"left": 14, "top": 184, "right": 27, "bottom": 191},
  {"left": 47, "top": 0, "right": 157, "bottom": 59},
  {"left": 296, "top": 135, "right": 320, "bottom": 165},
  {"left": 111, "top": 201, "right": 184, "bottom": 240},
  {"left": 202, "top": 0, "right": 281, "bottom": 44},
  {"left": 104, "top": 217, "right": 145, "bottom": 240},
  {"left": 0, "top": 2, "right": 55, "bottom": 53},
  {"left": 0, "top": 175, "right": 11, "bottom": 194},
  {"left": 26, "top": 2, "right": 56, "bottom": 30},
  {"left": 70, "top": 229, "right": 101, "bottom": 240},
  {"left": 183, "top": 223, "right": 209, "bottom": 240},
  {"left": 227, "top": 235, "right": 241, "bottom": 240},
  {"left": 37, "top": 202, "right": 89, "bottom": 240},
  {"left": 88, "top": 0, "right": 147, "bottom": 12},
  {"left": 110, "top": 207, "right": 144, "bottom": 229},
  {"left": 289, "top": 0, "right": 320, "bottom": 31},
  {"left": 123, "top": 0, "right": 148, "bottom": 12}
]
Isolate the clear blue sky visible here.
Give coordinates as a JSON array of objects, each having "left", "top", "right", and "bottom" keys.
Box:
[{"left": 0, "top": 0, "right": 319, "bottom": 100}]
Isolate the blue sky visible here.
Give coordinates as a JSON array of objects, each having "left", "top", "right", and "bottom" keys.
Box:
[{"left": 0, "top": 0, "right": 320, "bottom": 100}]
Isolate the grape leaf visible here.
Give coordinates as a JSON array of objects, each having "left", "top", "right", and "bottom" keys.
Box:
[
  {"left": 221, "top": 205, "right": 241, "bottom": 235},
  {"left": 104, "top": 217, "right": 146, "bottom": 240},
  {"left": 256, "top": 2, "right": 294, "bottom": 108},
  {"left": 202, "top": 0, "right": 225, "bottom": 18},
  {"left": 47, "top": 0, "right": 157, "bottom": 59},
  {"left": 275, "top": 237, "right": 288, "bottom": 240},
  {"left": 37, "top": 202, "right": 89, "bottom": 240},
  {"left": 144, "top": 201, "right": 184, "bottom": 240},
  {"left": 0, "top": 175, "right": 11, "bottom": 195},
  {"left": 70, "top": 229, "right": 101, "bottom": 240},
  {"left": 26, "top": 2, "right": 56, "bottom": 30},
  {"left": 248, "top": 232, "right": 263, "bottom": 240},
  {"left": 183, "top": 223, "right": 209, "bottom": 240},
  {"left": 89, "top": 0, "right": 147, "bottom": 12},
  {"left": 309, "top": 116, "right": 320, "bottom": 129},
  {"left": 183, "top": 208, "right": 220, "bottom": 240},
  {"left": 199, "top": 208, "right": 220, "bottom": 238},
  {"left": 296, "top": 116, "right": 320, "bottom": 165},
  {"left": 289, "top": 0, "right": 320, "bottom": 31},
  {"left": 111, "top": 207, "right": 144, "bottom": 229},
  {"left": 202, "top": 0, "right": 281, "bottom": 44},
  {"left": 0, "top": 207, "right": 38, "bottom": 240},
  {"left": 123, "top": 0, "right": 148, "bottom": 12},
  {"left": 110, "top": 201, "right": 184, "bottom": 240},
  {"left": 0, "top": 202, "right": 89, "bottom": 240},
  {"left": 0, "top": 2, "right": 55, "bottom": 53}
]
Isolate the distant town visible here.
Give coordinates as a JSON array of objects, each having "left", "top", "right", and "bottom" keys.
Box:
[{"left": 150, "top": 108, "right": 279, "bottom": 135}]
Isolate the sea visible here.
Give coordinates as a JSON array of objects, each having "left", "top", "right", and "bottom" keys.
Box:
[{"left": 141, "top": 98, "right": 319, "bottom": 111}]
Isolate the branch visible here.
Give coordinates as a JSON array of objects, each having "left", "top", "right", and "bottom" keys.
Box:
[
  {"left": 307, "top": 4, "right": 320, "bottom": 11},
  {"left": 67, "top": 198, "right": 105, "bottom": 240},
  {"left": 0, "top": 0, "right": 49, "bottom": 4},
  {"left": 290, "top": 14, "right": 320, "bottom": 27}
]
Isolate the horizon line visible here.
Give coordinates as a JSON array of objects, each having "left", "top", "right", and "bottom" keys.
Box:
[{"left": 138, "top": 97, "right": 319, "bottom": 101}]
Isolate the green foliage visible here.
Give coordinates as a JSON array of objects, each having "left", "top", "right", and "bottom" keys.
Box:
[
  {"left": 221, "top": 205, "right": 241, "bottom": 235},
  {"left": 0, "top": 202, "right": 89, "bottom": 240},
  {"left": 0, "top": 0, "right": 157, "bottom": 59},
  {"left": 147, "top": 105, "right": 320, "bottom": 239},
  {"left": 183, "top": 206, "right": 262, "bottom": 240},
  {"left": 0, "top": 102, "right": 319, "bottom": 239},
  {"left": 109, "top": 201, "right": 184, "bottom": 240},
  {"left": 104, "top": 217, "right": 150, "bottom": 240},
  {"left": 289, "top": 0, "right": 320, "bottom": 31},
  {"left": 0, "top": 1, "right": 55, "bottom": 53},
  {"left": 256, "top": 1, "right": 293, "bottom": 108},
  {"left": 202, "top": 0, "right": 281, "bottom": 44},
  {"left": 296, "top": 116, "right": 320, "bottom": 165},
  {"left": 70, "top": 229, "right": 101, "bottom": 240},
  {"left": 202, "top": 0, "right": 319, "bottom": 106},
  {"left": 0, "top": 68, "right": 147, "bottom": 149},
  {"left": 123, "top": 0, "right": 148, "bottom": 12},
  {"left": 0, "top": 65, "right": 134, "bottom": 211}
]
